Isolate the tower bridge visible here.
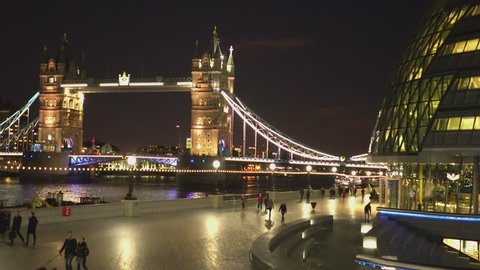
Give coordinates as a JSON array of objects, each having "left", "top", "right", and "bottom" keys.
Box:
[{"left": 0, "top": 28, "right": 386, "bottom": 179}]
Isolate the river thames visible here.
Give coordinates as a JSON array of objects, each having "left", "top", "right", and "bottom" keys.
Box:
[{"left": 0, "top": 174, "right": 311, "bottom": 207}]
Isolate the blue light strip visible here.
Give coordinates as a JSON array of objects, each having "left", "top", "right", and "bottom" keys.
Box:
[{"left": 379, "top": 209, "right": 480, "bottom": 222}]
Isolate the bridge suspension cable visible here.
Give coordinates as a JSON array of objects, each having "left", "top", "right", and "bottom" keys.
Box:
[
  {"left": 221, "top": 91, "right": 340, "bottom": 161},
  {"left": 0, "top": 92, "right": 39, "bottom": 151}
]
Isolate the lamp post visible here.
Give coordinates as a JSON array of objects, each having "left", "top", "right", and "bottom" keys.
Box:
[
  {"left": 306, "top": 165, "right": 312, "bottom": 187},
  {"left": 124, "top": 156, "right": 137, "bottom": 200},
  {"left": 175, "top": 124, "right": 181, "bottom": 152},
  {"left": 269, "top": 163, "right": 276, "bottom": 191},
  {"left": 213, "top": 160, "right": 221, "bottom": 194}
]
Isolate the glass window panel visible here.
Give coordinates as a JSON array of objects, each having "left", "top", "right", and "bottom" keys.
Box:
[
  {"left": 464, "top": 39, "right": 480, "bottom": 52},
  {"left": 472, "top": 5, "right": 480, "bottom": 16},
  {"left": 436, "top": 118, "right": 448, "bottom": 131},
  {"left": 458, "top": 78, "right": 470, "bottom": 90},
  {"left": 453, "top": 41, "right": 467, "bottom": 53},
  {"left": 447, "top": 117, "right": 461, "bottom": 130},
  {"left": 460, "top": 117, "right": 475, "bottom": 130},
  {"left": 475, "top": 117, "right": 480, "bottom": 130},
  {"left": 469, "top": 76, "right": 480, "bottom": 89}
]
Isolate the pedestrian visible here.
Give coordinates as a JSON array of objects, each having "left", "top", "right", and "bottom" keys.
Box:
[
  {"left": 299, "top": 188, "right": 304, "bottom": 202},
  {"left": 354, "top": 187, "right": 357, "bottom": 197},
  {"left": 361, "top": 188, "right": 365, "bottom": 201},
  {"left": 306, "top": 188, "right": 311, "bottom": 203},
  {"left": 279, "top": 203, "right": 287, "bottom": 223},
  {"left": 417, "top": 202, "right": 422, "bottom": 211},
  {"left": 321, "top": 187, "right": 325, "bottom": 198},
  {"left": 264, "top": 194, "right": 270, "bottom": 213},
  {"left": 59, "top": 230, "right": 77, "bottom": 270},
  {"left": 364, "top": 202, "right": 372, "bottom": 222},
  {"left": 257, "top": 193, "right": 263, "bottom": 210},
  {"left": 26, "top": 211, "right": 38, "bottom": 246},
  {"left": 267, "top": 199, "right": 274, "bottom": 220},
  {"left": 342, "top": 190, "right": 347, "bottom": 202},
  {"left": 76, "top": 237, "right": 89, "bottom": 270},
  {"left": 241, "top": 194, "right": 246, "bottom": 208},
  {"left": 10, "top": 211, "right": 24, "bottom": 244}
]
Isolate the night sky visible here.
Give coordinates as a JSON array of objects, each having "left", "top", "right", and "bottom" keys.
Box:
[{"left": 0, "top": 1, "right": 435, "bottom": 156}]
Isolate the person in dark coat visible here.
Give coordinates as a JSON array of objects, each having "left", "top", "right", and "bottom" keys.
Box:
[
  {"left": 26, "top": 211, "right": 38, "bottom": 246},
  {"left": 10, "top": 211, "right": 24, "bottom": 244},
  {"left": 306, "top": 188, "right": 311, "bottom": 203},
  {"left": 364, "top": 202, "right": 372, "bottom": 223},
  {"left": 59, "top": 231, "right": 77, "bottom": 270},
  {"left": 76, "top": 237, "right": 89, "bottom": 270},
  {"left": 278, "top": 203, "right": 287, "bottom": 223},
  {"left": 299, "top": 188, "right": 304, "bottom": 202}
]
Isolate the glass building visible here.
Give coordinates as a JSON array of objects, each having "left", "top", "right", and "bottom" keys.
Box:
[{"left": 369, "top": 0, "right": 480, "bottom": 214}]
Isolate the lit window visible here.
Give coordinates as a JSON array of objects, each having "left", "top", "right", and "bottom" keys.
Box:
[
  {"left": 47, "top": 76, "right": 56, "bottom": 84},
  {"left": 469, "top": 77, "right": 480, "bottom": 89},
  {"left": 435, "top": 118, "right": 448, "bottom": 131},
  {"left": 447, "top": 117, "right": 461, "bottom": 130},
  {"left": 460, "top": 117, "right": 475, "bottom": 130},
  {"left": 453, "top": 41, "right": 467, "bottom": 53},
  {"left": 472, "top": 5, "right": 480, "bottom": 16},
  {"left": 475, "top": 116, "right": 480, "bottom": 130},
  {"left": 449, "top": 38, "right": 480, "bottom": 54}
]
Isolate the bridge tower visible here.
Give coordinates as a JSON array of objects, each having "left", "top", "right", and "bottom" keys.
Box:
[
  {"left": 38, "top": 34, "right": 85, "bottom": 153},
  {"left": 190, "top": 27, "right": 235, "bottom": 156}
]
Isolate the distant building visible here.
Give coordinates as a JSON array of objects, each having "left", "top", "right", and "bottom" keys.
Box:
[{"left": 137, "top": 145, "right": 180, "bottom": 157}]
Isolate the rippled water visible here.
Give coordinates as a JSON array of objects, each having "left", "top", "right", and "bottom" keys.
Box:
[
  {"left": 0, "top": 175, "right": 204, "bottom": 207},
  {"left": 0, "top": 174, "right": 318, "bottom": 207}
]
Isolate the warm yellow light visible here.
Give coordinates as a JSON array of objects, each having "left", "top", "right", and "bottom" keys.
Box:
[
  {"left": 363, "top": 236, "right": 377, "bottom": 249},
  {"left": 361, "top": 223, "right": 373, "bottom": 234}
]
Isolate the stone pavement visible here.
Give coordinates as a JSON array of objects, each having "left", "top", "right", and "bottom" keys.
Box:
[{"left": 0, "top": 194, "right": 372, "bottom": 270}]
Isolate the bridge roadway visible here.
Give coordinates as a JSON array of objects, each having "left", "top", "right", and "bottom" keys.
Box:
[{"left": 0, "top": 195, "right": 370, "bottom": 270}]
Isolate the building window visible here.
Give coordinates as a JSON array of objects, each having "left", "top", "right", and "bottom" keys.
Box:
[
  {"left": 446, "top": 38, "right": 480, "bottom": 54},
  {"left": 460, "top": 116, "right": 475, "bottom": 130},
  {"left": 47, "top": 76, "right": 56, "bottom": 84}
]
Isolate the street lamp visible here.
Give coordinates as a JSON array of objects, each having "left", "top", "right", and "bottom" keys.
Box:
[
  {"left": 331, "top": 167, "right": 338, "bottom": 173},
  {"left": 175, "top": 124, "right": 181, "bottom": 152},
  {"left": 124, "top": 156, "right": 137, "bottom": 200},
  {"left": 269, "top": 163, "right": 276, "bottom": 191},
  {"left": 213, "top": 160, "right": 221, "bottom": 194},
  {"left": 306, "top": 165, "right": 312, "bottom": 187},
  {"left": 351, "top": 170, "right": 357, "bottom": 176}
]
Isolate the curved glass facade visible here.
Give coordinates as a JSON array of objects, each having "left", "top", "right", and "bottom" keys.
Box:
[{"left": 369, "top": 1, "right": 480, "bottom": 155}]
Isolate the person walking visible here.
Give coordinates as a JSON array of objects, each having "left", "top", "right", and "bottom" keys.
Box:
[
  {"left": 299, "top": 188, "right": 304, "bottom": 202},
  {"left": 321, "top": 187, "right": 325, "bottom": 198},
  {"left": 267, "top": 199, "right": 274, "bottom": 220},
  {"left": 361, "top": 188, "right": 365, "bottom": 202},
  {"left": 257, "top": 193, "right": 263, "bottom": 210},
  {"left": 306, "top": 188, "right": 311, "bottom": 203},
  {"left": 26, "top": 211, "right": 38, "bottom": 246},
  {"left": 241, "top": 194, "right": 246, "bottom": 208},
  {"left": 76, "top": 237, "right": 89, "bottom": 270},
  {"left": 264, "top": 194, "right": 270, "bottom": 213},
  {"left": 342, "top": 190, "right": 347, "bottom": 202},
  {"left": 354, "top": 187, "right": 357, "bottom": 198},
  {"left": 10, "top": 211, "right": 24, "bottom": 244},
  {"left": 59, "top": 230, "right": 77, "bottom": 270},
  {"left": 278, "top": 203, "right": 287, "bottom": 223},
  {"left": 364, "top": 202, "right": 372, "bottom": 223}
]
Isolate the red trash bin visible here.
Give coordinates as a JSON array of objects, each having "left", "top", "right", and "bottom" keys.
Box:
[{"left": 61, "top": 206, "right": 71, "bottom": 216}]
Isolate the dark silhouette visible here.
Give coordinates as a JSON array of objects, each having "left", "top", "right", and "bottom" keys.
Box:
[
  {"left": 26, "top": 211, "right": 38, "bottom": 246},
  {"left": 59, "top": 231, "right": 77, "bottom": 270},
  {"left": 278, "top": 203, "right": 287, "bottom": 223},
  {"left": 76, "top": 237, "right": 89, "bottom": 270},
  {"left": 10, "top": 211, "right": 24, "bottom": 244},
  {"left": 364, "top": 202, "right": 372, "bottom": 222},
  {"left": 299, "top": 189, "right": 304, "bottom": 202}
]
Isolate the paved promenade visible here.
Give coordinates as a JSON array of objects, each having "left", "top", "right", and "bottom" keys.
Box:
[{"left": 0, "top": 194, "right": 371, "bottom": 270}]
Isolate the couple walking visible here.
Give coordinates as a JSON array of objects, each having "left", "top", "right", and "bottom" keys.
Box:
[
  {"left": 59, "top": 230, "right": 90, "bottom": 270},
  {"left": 9, "top": 211, "right": 38, "bottom": 246}
]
